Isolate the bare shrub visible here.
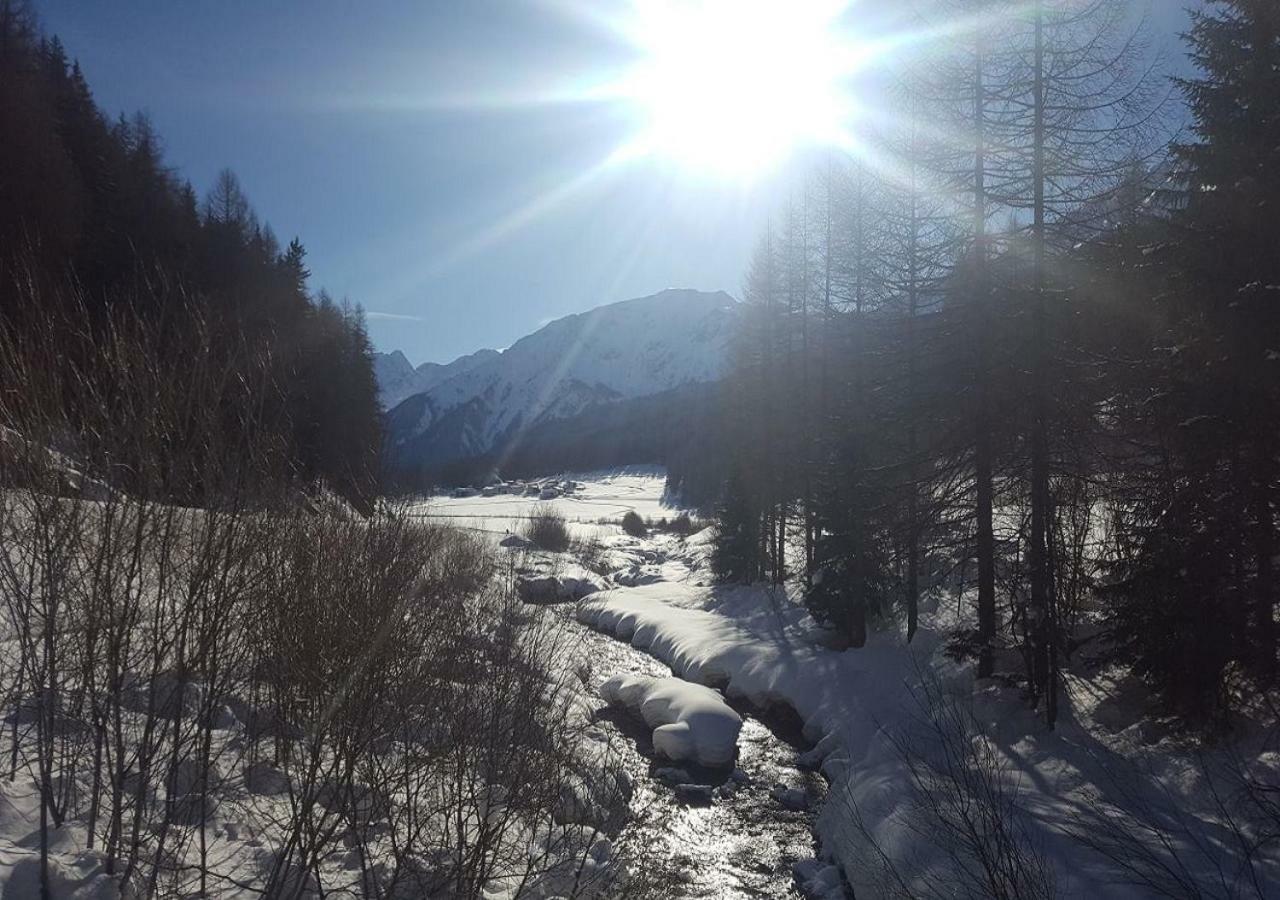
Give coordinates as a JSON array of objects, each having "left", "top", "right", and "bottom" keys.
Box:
[
  {"left": 572, "top": 537, "right": 611, "bottom": 576},
  {"left": 0, "top": 280, "right": 289, "bottom": 896},
  {"left": 0, "top": 282, "right": 638, "bottom": 898},
  {"left": 524, "top": 504, "right": 572, "bottom": 552},
  {"left": 620, "top": 511, "right": 647, "bottom": 538},
  {"left": 247, "top": 509, "right": 634, "bottom": 899}
]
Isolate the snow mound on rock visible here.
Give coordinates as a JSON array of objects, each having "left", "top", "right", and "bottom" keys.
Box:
[
  {"left": 515, "top": 560, "right": 606, "bottom": 604},
  {"left": 599, "top": 673, "right": 741, "bottom": 767}
]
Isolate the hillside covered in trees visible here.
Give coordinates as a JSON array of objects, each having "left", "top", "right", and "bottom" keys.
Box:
[{"left": 0, "top": 0, "right": 381, "bottom": 508}]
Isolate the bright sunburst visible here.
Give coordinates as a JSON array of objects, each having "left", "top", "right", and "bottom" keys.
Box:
[{"left": 620, "top": 0, "right": 862, "bottom": 177}]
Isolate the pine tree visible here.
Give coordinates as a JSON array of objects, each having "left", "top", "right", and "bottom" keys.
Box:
[
  {"left": 203, "top": 167, "right": 252, "bottom": 231},
  {"left": 280, "top": 238, "right": 310, "bottom": 297},
  {"left": 712, "top": 467, "right": 763, "bottom": 583},
  {"left": 0, "top": 14, "right": 385, "bottom": 510},
  {"left": 1003, "top": 0, "right": 1167, "bottom": 726},
  {"left": 1105, "top": 0, "right": 1280, "bottom": 722},
  {"left": 1177, "top": 0, "right": 1280, "bottom": 676}
]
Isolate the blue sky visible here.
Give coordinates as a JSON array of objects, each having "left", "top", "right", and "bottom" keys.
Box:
[{"left": 35, "top": 1, "right": 1200, "bottom": 365}]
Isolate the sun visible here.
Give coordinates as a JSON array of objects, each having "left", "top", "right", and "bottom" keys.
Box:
[{"left": 620, "top": 0, "right": 858, "bottom": 177}]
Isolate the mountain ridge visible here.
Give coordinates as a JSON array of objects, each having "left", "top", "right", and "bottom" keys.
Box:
[
  {"left": 373, "top": 347, "right": 502, "bottom": 410},
  {"left": 375, "top": 288, "right": 737, "bottom": 480}
]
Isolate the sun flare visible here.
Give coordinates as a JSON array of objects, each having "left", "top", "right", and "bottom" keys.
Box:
[{"left": 621, "top": 0, "right": 860, "bottom": 177}]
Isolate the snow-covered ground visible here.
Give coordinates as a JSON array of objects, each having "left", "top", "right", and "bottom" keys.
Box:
[
  {"left": 8, "top": 470, "right": 1274, "bottom": 899},
  {"left": 408, "top": 466, "right": 678, "bottom": 541},
  {"left": 0, "top": 483, "right": 666, "bottom": 900}
]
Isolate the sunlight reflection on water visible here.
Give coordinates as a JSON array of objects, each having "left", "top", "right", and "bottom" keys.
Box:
[{"left": 568, "top": 612, "right": 825, "bottom": 898}]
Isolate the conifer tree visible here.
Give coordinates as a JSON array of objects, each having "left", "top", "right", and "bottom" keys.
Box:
[
  {"left": 0, "top": 14, "right": 385, "bottom": 509},
  {"left": 1177, "top": 0, "right": 1279, "bottom": 675},
  {"left": 281, "top": 238, "right": 310, "bottom": 297},
  {"left": 1105, "top": 0, "right": 1280, "bottom": 721},
  {"left": 712, "top": 467, "right": 763, "bottom": 583}
]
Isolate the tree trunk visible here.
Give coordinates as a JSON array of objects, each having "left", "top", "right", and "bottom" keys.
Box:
[
  {"left": 1254, "top": 446, "right": 1277, "bottom": 675},
  {"left": 973, "top": 24, "right": 997, "bottom": 679},
  {"left": 1029, "top": 1, "right": 1057, "bottom": 726}
]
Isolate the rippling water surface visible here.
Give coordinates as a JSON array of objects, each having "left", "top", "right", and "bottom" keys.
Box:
[{"left": 565, "top": 613, "right": 826, "bottom": 898}]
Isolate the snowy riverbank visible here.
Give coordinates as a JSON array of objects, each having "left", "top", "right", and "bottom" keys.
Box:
[{"left": 426, "top": 468, "right": 1280, "bottom": 899}]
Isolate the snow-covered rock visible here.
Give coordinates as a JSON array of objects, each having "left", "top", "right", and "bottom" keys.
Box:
[
  {"left": 120, "top": 672, "right": 206, "bottom": 720},
  {"left": 166, "top": 757, "right": 225, "bottom": 798},
  {"left": 244, "top": 760, "right": 289, "bottom": 796},
  {"left": 515, "top": 563, "right": 605, "bottom": 604},
  {"left": 5, "top": 692, "right": 90, "bottom": 737},
  {"left": 314, "top": 781, "right": 387, "bottom": 825},
  {"left": 673, "top": 782, "right": 715, "bottom": 804},
  {"left": 513, "top": 575, "right": 558, "bottom": 604},
  {"left": 225, "top": 698, "right": 304, "bottom": 741},
  {"left": 770, "top": 784, "right": 809, "bottom": 811},
  {"left": 653, "top": 766, "right": 694, "bottom": 786},
  {"left": 613, "top": 564, "right": 664, "bottom": 587},
  {"left": 598, "top": 673, "right": 741, "bottom": 767}
]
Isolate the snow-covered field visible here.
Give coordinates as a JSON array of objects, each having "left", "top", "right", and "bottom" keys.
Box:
[{"left": 407, "top": 466, "right": 679, "bottom": 541}]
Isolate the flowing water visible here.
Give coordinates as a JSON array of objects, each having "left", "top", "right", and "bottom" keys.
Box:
[{"left": 563, "top": 612, "right": 827, "bottom": 898}]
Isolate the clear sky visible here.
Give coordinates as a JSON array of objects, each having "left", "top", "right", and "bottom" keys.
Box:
[{"left": 34, "top": 1, "right": 1201, "bottom": 365}]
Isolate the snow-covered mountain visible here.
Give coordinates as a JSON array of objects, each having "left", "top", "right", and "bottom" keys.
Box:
[
  {"left": 379, "top": 289, "right": 737, "bottom": 472},
  {"left": 372, "top": 347, "right": 500, "bottom": 410}
]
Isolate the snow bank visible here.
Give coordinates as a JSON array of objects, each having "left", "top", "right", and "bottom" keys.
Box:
[
  {"left": 577, "top": 582, "right": 867, "bottom": 727},
  {"left": 3, "top": 855, "right": 119, "bottom": 900},
  {"left": 576, "top": 558, "right": 1280, "bottom": 899},
  {"left": 0, "top": 778, "right": 120, "bottom": 899},
  {"left": 577, "top": 579, "right": 1114, "bottom": 896},
  {"left": 598, "top": 673, "right": 741, "bottom": 767}
]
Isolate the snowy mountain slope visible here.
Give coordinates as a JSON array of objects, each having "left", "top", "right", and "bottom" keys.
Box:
[
  {"left": 380, "top": 289, "right": 737, "bottom": 472},
  {"left": 372, "top": 350, "right": 414, "bottom": 407},
  {"left": 372, "top": 347, "right": 500, "bottom": 409}
]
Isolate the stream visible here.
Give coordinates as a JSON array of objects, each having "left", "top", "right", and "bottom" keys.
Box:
[{"left": 560, "top": 609, "right": 827, "bottom": 898}]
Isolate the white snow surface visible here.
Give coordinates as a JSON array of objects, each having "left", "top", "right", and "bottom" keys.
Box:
[
  {"left": 381, "top": 289, "right": 736, "bottom": 455},
  {"left": 409, "top": 466, "right": 678, "bottom": 542},
  {"left": 599, "top": 673, "right": 742, "bottom": 768}
]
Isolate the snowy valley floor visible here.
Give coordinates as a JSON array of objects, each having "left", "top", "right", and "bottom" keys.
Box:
[
  {"left": 422, "top": 468, "right": 1279, "bottom": 900},
  {"left": 3, "top": 469, "right": 1274, "bottom": 898}
]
